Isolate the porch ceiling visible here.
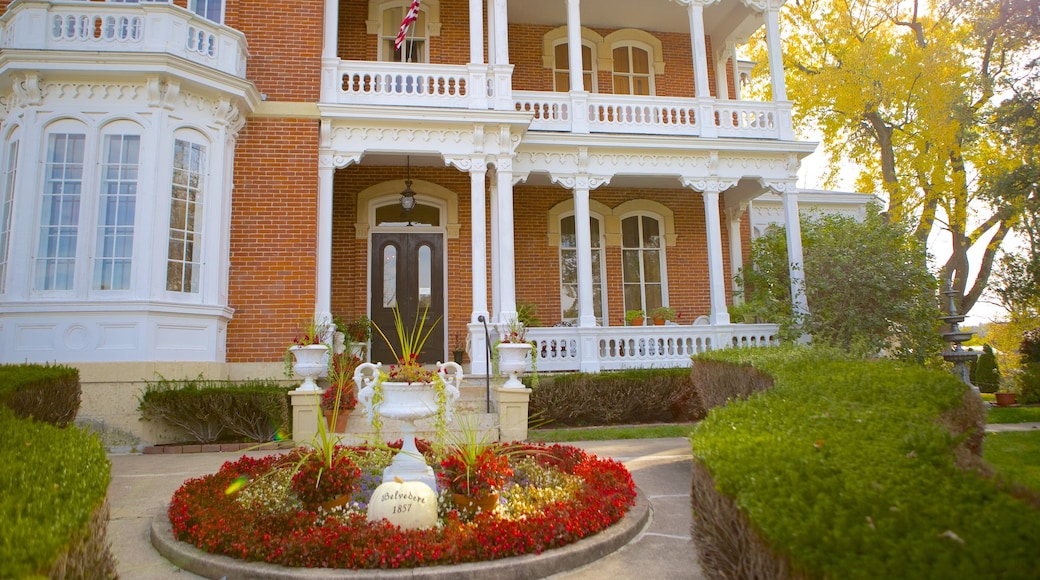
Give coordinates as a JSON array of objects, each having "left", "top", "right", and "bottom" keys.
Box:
[{"left": 507, "top": 0, "right": 763, "bottom": 38}]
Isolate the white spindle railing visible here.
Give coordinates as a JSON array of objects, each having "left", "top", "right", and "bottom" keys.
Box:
[
  {"left": 1, "top": 1, "right": 248, "bottom": 78},
  {"left": 528, "top": 324, "right": 779, "bottom": 372},
  {"left": 336, "top": 61, "right": 471, "bottom": 108}
]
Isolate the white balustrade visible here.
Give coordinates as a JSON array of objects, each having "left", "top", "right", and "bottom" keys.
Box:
[
  {"left": 1, "top": 1, "right": 247, "bottom": 78},
  {"left": 528, "top": 323, "right": 779, "bottom": 372},
  {"left": 336, "top": 61, "right": 471, "bottom": 108}
]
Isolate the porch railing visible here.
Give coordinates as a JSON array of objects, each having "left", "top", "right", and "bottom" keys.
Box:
[
  {"left": 0, "top": 0, "right": 248, "bottom": 78},
  {"left": 526, "top": 323, "right": 780, "bottom": 373},
  {"left": 329, "top": 60, "right": 793, "bottom": 140}
]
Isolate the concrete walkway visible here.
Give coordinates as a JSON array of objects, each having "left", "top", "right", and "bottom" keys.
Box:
[{"left": 107, "top": 437, "right": 703, "bottom": 580}]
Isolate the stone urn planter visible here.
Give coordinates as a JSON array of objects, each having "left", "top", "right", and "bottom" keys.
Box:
[
  {"left": 289, "top": 344, "right": 329, "bottom": 392},
  {"left": 355, "top": 361, "right": 462, "bottom": 492},
  {"left": 497, "top": 342, "right": 532, "bottom": 389}
]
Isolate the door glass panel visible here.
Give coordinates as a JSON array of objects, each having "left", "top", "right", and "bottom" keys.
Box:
[
  {"left": 382, "top": 244, "right": 397, "bottom": 308},
  {"left": 417, "top": 244, "right": 431, "bottom": 308}
]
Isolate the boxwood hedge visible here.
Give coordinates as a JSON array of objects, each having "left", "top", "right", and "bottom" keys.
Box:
[
  {"left": 0, "top": 363, "right": 80, "bottom": 426},
  {"left": 689, "top": 346, "right": 1040, "bottom": 579},
  {"left": 0, "top": 406, "right": 114, "bottom": 577}
]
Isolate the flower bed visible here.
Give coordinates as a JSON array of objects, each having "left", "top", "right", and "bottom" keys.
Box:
[{"left": 168, "top": 442, "right": 635, "bottom": 569}]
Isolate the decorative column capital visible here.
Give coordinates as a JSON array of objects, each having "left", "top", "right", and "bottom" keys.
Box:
[
  {"left": 680, "top": 177, "right": 739, "bottom": 194},
  {"left": 550, "top": 173, "right": 612, "bottom": 191},
  {"left": 319, "top": 153, "right": 362, "bottom": 169},
  {"left": 761, "top": 179, "right": 799, "bottom": 195}
]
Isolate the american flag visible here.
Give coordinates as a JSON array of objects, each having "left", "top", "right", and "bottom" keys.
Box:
[{"left": 394, "top": 0, "right": 421, "bottom": 51}]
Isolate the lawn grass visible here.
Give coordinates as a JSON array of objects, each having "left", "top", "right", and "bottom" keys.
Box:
[
  {"left": 984, "top": 431, "right": 1040, "bottom": 493},
  {"left": 986, "top": 405, "right": 1040, "bottom": 424},
  {"left": 528, "top": 423, "right": 697, "bottom": 442}
]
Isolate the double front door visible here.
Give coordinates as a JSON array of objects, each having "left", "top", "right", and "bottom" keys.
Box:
[{"left": 369, "top": 232, "right": 445, "bottom": 366}]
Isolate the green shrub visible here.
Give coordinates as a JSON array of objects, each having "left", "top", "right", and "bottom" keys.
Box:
[
  {"left": 972, "top": 344, "right": 1001, "bottom": 393},
  {"left": 689, "top": 346, "right": 1040, "bottom": 579},
  {"left": 139, "top": 377, "right": 290, "bottom": 443},
  {"left": 0, "top": 406, "right": 115, "bottom": 577},
  {"left": 0, "top": 363, "right": 81, "bottom": 426},
  {"left": 528, "top": 368, "right": 702, "bottom": 427},
  {"left": 1018, "top": 329, "right": 1040, "bottom": 404}
]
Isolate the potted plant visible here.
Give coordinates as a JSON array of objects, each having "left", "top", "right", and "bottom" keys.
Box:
[
  {"left": 649, "top": 306, "right": 676, "bottom": 325},
  {"left": 285, "top": 317, "right": 334, "bottom": 391},
  {"left": 497, "top": 315, "right": 533, "bottom": 388},
  {"left": 625, "top": 309, "right": 645, "bottom": 326},
  {"left": 451, "top": 332, "right": 467, "bottom": 365},
  {"left": 437, "top": 415, "right": 514, "bottom": 518},
  {"left": 322, "top": 352, "right": 361, "bottom": 433}
]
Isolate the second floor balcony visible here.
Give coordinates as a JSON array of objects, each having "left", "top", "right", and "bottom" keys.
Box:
[
  {"left": 0, "top": 0, "right": 247, "bottom": 79},
  {"left": 322, "top": 0, "right": 795, "bottom": 140}
]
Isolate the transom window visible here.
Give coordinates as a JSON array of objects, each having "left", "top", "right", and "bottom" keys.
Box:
[
  {"left": 622, "top": 214, "right": 666, "bottom": 314},
  {"left": 375, "top": 202, "right": 440, "bottom": 227},
  {"left": 381, "top": 6, "right": 427, "bottom": 63},
  {"left": 559, "top": 214, "right": 605, "bottom": 322},
  {"left": 612, "top": 44, "right": 653, "bottom": 95}
]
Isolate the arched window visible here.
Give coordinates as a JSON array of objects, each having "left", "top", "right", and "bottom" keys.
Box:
[
  {"left": 612, "top": 43, "right": 653, "bottom": 95},
  {"left": 34, "top": 119, "right": 142, "bottom": 294},
  {"left": 0, "top": 138, "right": 17, "bottom": 293},
  {"left": 552, "top": 41, "right": 595, "bottom": 92},
  {"left": 559, "top": 213, "right": 606, "bottom": 323},
  {"left": 166, "top": 135, "right": 206, "bottom": 294},
  {"left": 621, "top": 213, "right": 667, "bottom": 314},
  {"left": 380, "top": 4, "right": 428, "bottom": 63}
]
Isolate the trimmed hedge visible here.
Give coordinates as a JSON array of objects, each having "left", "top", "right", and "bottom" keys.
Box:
[
  {"left": 0, "top": 363, "right": 81, "bottom": 426},
  {"left": 528, "top": 368, "right": 704, "bottom": 427},
  {"left": 0, "top": 406, "right": 115, "bottom": 578},
  {"left": 139, "top": 377, "right": 291, "bottom": 443},
  {"left": 688, "top": 346, "right": 1040, "bottom": 579}
]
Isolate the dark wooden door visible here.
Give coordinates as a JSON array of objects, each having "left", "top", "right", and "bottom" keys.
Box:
[{"left": 370, "top": 232, "right": 445, "bottom": 366}]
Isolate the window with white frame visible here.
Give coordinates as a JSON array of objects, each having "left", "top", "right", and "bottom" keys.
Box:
[
  {"left": 166, "top": 138, "right": 206, "bottom": 293},
  {"left": 553, "top": 41, "right": 595, "bottom": 92},
  {"left": 612, "top": 44, "right": 653, "bottom": 95},
  {"left": 35, "top": 132, "right": 86, "bottom": 291},
  {"left": 381, "top": 5, "right": 427, "bottom": 63},
  {"left": 621, "top": 214, "right": 665, "bottom": 314},
  {"left": 559, "top": 214, "right": 605, "bottom": 322},
  {"left": 0, "top": 140, "right": 16, "bottom": 292},
  {"left": 33, "top": 123, "right": 143, "bottom": 294},
  {"left": 190, "top": 0, "right": 222, "bottom": 23},
  {"left": 93, "top": 134, "right": 140, "bottom": 291}
]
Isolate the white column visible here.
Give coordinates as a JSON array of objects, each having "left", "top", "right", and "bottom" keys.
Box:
[
  {"left": 495, "top": 157, "right": 518, "bottom": 323},
  {"left": 573, "top": 179, "right": 596, "bottom": 327},
  {"left": 319, "top": 0, "right": 339, "bottom": 103},
  {"left": 725, "top": 204, "right": 746, "bottom": 301},
  {"left": 467, "top": 0, "right": 489, "bottom": 109},
  {"left": 490, "top": 181, "right": 502, "bottom": 319},
  {"left": 469, "top": 0, "right": 484, "bottom": 64},
  {"left": 470, "top": 159, "right": 489, "bottom": 322},
  {"left": 316, "top": 163, "right": 334, "bottom": 319},
  {"left": 493, "top": 0, "right": 509, "bottom": 66},
  {"left": 779, "top": 184, "right": 809, "bottom": 318},
  {"left": 764, "top": 7, "right": 787, "bottom": 102},
  {"left": 686, "top": 3, "right": 711, "bottom": 99},
  {"left": 702, "top": 188, "right": 731, "bottom": 325},
  {"left": 566, "top": 0, "right": 584, "bottom": 93}
]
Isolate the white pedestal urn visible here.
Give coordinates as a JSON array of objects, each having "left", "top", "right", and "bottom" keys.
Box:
[
  {"left": 289, "top": 344, "right": 329, "bottom": 392},
  {"left": 355, "top": 361, "right": 462, "bottom": 492},
  {"left": 497, "top": 342, "right": 532, "bottom": 389}
]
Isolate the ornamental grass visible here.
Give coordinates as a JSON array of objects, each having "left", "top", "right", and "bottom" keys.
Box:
[{"left": 168, "top": 441, "right": 635, "bottom": 569}]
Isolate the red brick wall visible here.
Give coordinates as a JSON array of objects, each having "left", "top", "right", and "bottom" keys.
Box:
[
  {"left": 227, "top": 119, "right": 321, "bottom": 362},
  {"left": 234, "top": 0, "right": 324, "bottom": 101}
]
